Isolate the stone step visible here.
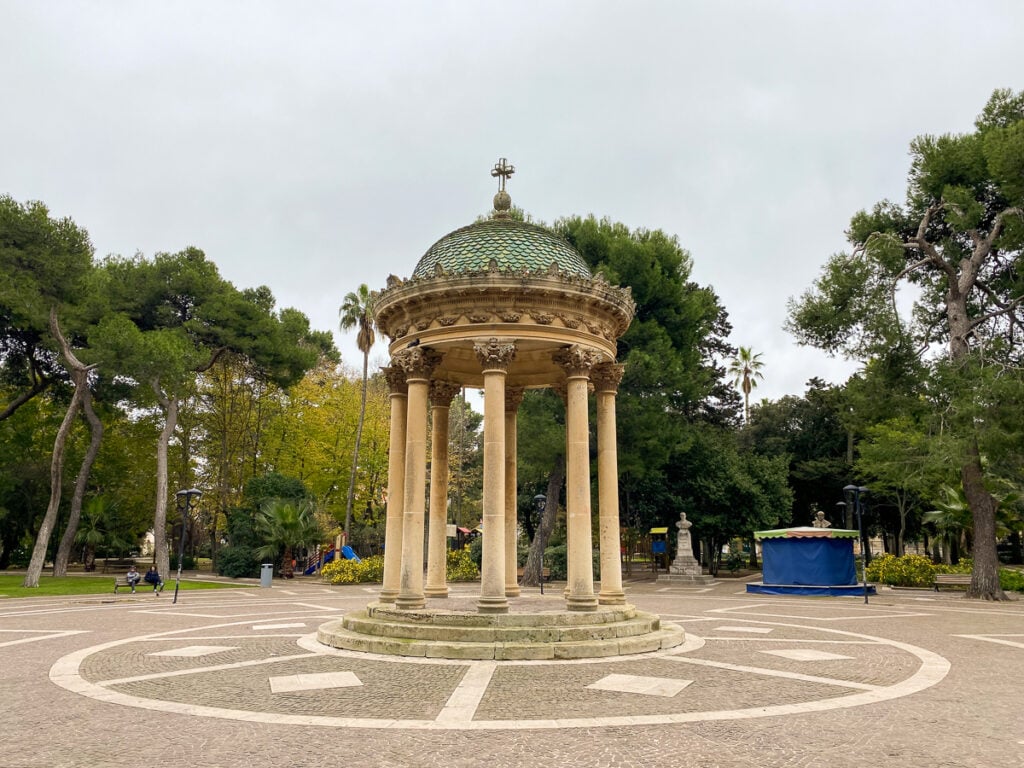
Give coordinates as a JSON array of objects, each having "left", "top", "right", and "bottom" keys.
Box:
[
  {"left": 366, "top": 602, "right": 638, "bottom": 627},
  {"left": 317, "top": 620, "right": 686, "bottom": 661},
  {"left": 341, "top": 610, "right": 662, "bottom": 643}
]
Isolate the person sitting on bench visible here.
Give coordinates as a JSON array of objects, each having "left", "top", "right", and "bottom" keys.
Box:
[
  {"left": 144, "top": 565, "right": 164, "bottom": 594},
  {"left": 125, "top": 564, "right": 141, "bottom": 593}
]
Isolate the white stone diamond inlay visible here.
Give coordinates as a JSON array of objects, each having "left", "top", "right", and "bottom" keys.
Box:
[
  {"left": 252, "top": 623, "right": 306, "bottom": 630},
  {"left": 587, "top": 673, "right": 692, "bottom": 698},
  {"left": 269, "top": 671, "right": 362, "bottom": 693},
  {"left": 149, "top": 645, "right": 238, "bottom": 658},
  {"left": 715, "top": 626, "right": 773, "bottom": 634},
  {"left": 761, "top": 649, "right": 852, "bottom": 661}
]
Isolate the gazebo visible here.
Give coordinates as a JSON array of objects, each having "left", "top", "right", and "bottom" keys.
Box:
[{"left": 318, "top": 160, "right": 685, "bottom": 658}]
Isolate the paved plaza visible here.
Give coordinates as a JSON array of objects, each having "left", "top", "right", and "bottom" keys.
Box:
[{"left": 1, "top": 576, "right": 1021, "bottom": 768}]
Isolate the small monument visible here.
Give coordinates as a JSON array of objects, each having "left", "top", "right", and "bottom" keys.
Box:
[
  {"left": 811, "top": 510, "right": 831, "bottom": 528},
  {"left": 658, "top": 511, "right": 714, "bottom": 583}
]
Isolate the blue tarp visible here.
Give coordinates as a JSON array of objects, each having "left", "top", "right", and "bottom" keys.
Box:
[{"left": 761, "top": 537, "right": 856, "bottom": 586}]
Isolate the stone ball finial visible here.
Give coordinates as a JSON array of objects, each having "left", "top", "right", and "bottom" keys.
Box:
[{"left": 493, "top": 190, "right": 512, "bottom": 218}]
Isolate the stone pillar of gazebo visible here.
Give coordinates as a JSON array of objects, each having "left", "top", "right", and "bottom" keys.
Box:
[
  {"left": 504, "top": 387, "right": 524, "bottom": 597},
  {"left": 396, "top": 348, "right": 441, "bottom": 610},
  {"left": 594, "top": 363, "right": 626, "bottom": 605},
  {"left": 555, "top": 345, "right": 602, "bottom": 611},
  {"left": 475, "top": 339, "right": 515, "bottom": 614},
  {"left": 425, "top": 380, "right": 460, "bottom": 598},
  {"left": 379, "top": 365, "right": 408, "bottom": 604}
]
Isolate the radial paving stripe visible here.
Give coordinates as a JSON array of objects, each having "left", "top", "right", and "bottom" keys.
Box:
[
  {"left": 49, "top": 617, "right": 951, "bottom": 730},
  {"left": 760, "top": 649, "right": 853, "bottom": 661}
]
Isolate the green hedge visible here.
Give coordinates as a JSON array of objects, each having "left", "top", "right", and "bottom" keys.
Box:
[
  {"left": 866, "top": 553, "right": 1023, "bottom": 592},
  {"left": 319, "top": 550, "right": 481, "bottom": 585}
]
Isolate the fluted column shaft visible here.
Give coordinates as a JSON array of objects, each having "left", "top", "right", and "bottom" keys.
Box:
[
  {"left": 504, "top": 388, "right": 524, "bottom": 597},
  {"left": 425, "top": 381, "right": 460, "bottom": 598},
  {"left": 395, "top": 349, "right": 441, "bottom": 610},
  {"left": 475, "top": 339, "right": 515, "bottom": 614},
  {"left": 593, "top": 363, "right": 626, "bottom": 605},
  {"left": 555, "top": 346, "right": 602, "bottom": 611},
  {"left": 379, "top": 365, "right": 407, "bottom": 603}
]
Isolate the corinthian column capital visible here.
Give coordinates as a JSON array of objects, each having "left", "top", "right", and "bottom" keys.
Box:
[
  {"left": 394, "top": 347, "right": 443, "bottom": 380},
  {"left": 473, "top": 338, "right": 517, "bottom": 372},
  {"left": 382, "top": 364, "right": 408, "bottom": 396},
  {"left": 553, "top": 345, "right": 605, "bottom": 377},
  {"left": 591, "top": 363, "right": 625, "bottom": 393},
  {"left": 430, "top": 380, "right": 461, "bottom": 408}
]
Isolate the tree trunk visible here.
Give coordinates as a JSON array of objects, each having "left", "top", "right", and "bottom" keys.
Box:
[
  {"left": 747, "top": 536, "right": 759, "bottom": 568},
  {"left": 344, "top": 351, "right": 370, "bottom": 540},
  {"left": 22, "top": 309, "right": 91, "bottom": 588},
  {"left": 962, "top": 440, "right": 1007, "bottom": 599},
  {"left": 22, "top": 383, "right": 84, "bottom": 587},
  {"left": 153, "top": 383, "right": 178, "bottom": 581},
  {"left": 53, "top": 386, "right": 103, "bottom": 576},
  {"left": 521, "top": 454, "right": 565, "bottom": 586}
]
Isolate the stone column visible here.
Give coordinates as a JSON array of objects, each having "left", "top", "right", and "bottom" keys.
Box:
[
  {"left": 593, "top": 363, "right": 626, "bottom": 605},
  {"left": 554, "top": 345, "right": 603, "bottom": 611},
  {"left": 474, "top": 338, "right": 516, "bottom": 614},
  {"left": 504, "top": 387, "right": 524, "bottom": 597},
  {"left": 425, "top": 381, "right": 461, "bottom": 598},
  {"left": 395, "top": 348, "right": 442, "bottom": 610},
  {"left": 379, "top": 365, "right": 408, "bottom": 604}
]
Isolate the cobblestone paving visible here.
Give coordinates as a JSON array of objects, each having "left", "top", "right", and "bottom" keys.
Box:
[{"left": 2, "top": 579, "right": 1022, "bottom": 767}]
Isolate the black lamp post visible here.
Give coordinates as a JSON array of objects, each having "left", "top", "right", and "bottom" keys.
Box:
[
  {"left": 173, "top": 488, "right": 202, "bottom": 604},
  {"left": 534, "top": 494, "right": 546, "bottom": 594},
  {"left": 843, "top": 485, "right": 869, "bottom": 604}
]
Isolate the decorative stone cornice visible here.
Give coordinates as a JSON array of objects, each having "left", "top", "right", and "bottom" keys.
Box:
[
  {"left": 553, "top": 345, "right": 605, "bottom": 378},
  {"left": 473, "top": 338, "right": 517, "bottom": 372},
  {"left": 430, "top": 380, "right": 462, "bottom": 408},
  {"left": 591, "top": 363, "right": 625, "bottom": 393},
  {"left": 394, "top": 348, "right": 443, "bottom": 380},
  {"left": 504, "top": 387, "right": 525, "bottom": 412}
]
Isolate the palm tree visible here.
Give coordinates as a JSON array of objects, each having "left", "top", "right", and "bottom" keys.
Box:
[
  {"left": 74, "top": 498, "right": 111, "bottom": 573},
  {"left": 255, "top": 498, "right": 324, "bottom": 579},
  {"left": 728, "top": 346, "right": 764, "bottom": 423},
  {"left": 339, "top": 284, "right": 378, "bottom": 544}
]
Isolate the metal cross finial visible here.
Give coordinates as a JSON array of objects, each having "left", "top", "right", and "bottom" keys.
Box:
[{"left": 491, "top": 157, "right": 515, "bottom": 191}]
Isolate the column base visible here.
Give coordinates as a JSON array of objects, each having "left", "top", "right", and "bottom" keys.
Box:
[
  {"left": 504, "top": 586, "right": 521, "bottom": 598},
  {"left": 476, "top": 596, "right": 509, "bottom": 614},
  {"left": 598, "top": 590, "right": 626, "bottom": 605},
  {"left": 378, "top": 588, "right": 399, "bottom": 604},
  {"left": 395, "top": 594, "right": 426, "bottom": 610},
  {"left": 424, "top": 586, "right": 449, "bottom": 598},
  {"left": 565, "top": 595, "right": 599, "bottom": 611}
]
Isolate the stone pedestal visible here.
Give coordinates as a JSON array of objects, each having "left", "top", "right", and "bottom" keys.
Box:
[{"left": 658, "top": 511, "right": 715, "bottom": 584}]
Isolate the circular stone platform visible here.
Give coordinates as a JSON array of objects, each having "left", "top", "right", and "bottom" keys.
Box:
[{"left": 317, "top": 596, "right": 685, "bottom": 660}]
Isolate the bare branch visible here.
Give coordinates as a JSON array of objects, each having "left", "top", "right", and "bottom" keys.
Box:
[
  {"left": 195, "top": 346, "right": 229, "bottom": 373},
  {"left": 968, "top": 294, "right": 1024, "bottom": 331}
]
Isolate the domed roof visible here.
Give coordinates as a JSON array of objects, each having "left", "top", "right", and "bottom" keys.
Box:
[{"left": 412, "top": 217, "right": 592, "bottom": 279}]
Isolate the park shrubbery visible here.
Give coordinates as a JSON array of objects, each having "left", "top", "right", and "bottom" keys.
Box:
[
  {"left": 319, "top": 550, "right": 481, "bottom": 584},
  {"left": 866, "top": 553, "right": 1023, "bottom": 592}
]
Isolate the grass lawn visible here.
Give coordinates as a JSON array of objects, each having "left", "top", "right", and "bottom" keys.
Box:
[{"left": 0, "top": 574, "right": 252, "bottom": 599}]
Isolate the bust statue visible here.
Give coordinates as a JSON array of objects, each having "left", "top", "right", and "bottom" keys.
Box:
[{"left": 812, "top": 510, "right": 831, "bottom": 528}]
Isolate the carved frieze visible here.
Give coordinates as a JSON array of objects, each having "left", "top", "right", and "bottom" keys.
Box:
[
  {"left": 498, "top": 311, "right": 521, "bottom": 322},
  {"left": 468, "top": 313, "right": 492, "bottom": 324}
]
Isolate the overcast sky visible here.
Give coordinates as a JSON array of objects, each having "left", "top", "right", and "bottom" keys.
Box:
[{"left": 4, "top": 1, "right": 1023, "bottom": 403}]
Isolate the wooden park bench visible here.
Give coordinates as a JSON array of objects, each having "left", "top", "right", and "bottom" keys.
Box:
[
  {"left": 933, "top": 573, "right": 972, "bottom": 591},
  {"left": 113, "top": 576, "right": 163, "bottom": 594},
  {"left": 517, "top": 566, "right": 552, "bottom": 582}
]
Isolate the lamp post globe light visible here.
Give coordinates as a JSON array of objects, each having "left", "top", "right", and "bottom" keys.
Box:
[
  {"left": 173, "top": 488, "right": 202, "bottom": 604},
  {"left": 843, "top": 485, "right": 870, "bottom": 604}
]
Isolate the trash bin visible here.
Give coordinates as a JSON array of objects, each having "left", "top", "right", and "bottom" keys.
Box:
[{"left": 260, "top": 563, "right": 273, "bottom": 588}]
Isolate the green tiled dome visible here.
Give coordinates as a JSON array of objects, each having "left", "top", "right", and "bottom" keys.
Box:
[{"left": 412, "top": 217, "right": 591, "bottom": 279}]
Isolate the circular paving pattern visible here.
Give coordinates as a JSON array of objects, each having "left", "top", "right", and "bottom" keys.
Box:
[{"left": 49, "top": 614, "right": 950, "bottom": 730}]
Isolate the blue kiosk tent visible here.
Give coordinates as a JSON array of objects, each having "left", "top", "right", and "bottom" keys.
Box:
[{"left": 746, "top": 527, "right": 875, "bottom": 596}]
